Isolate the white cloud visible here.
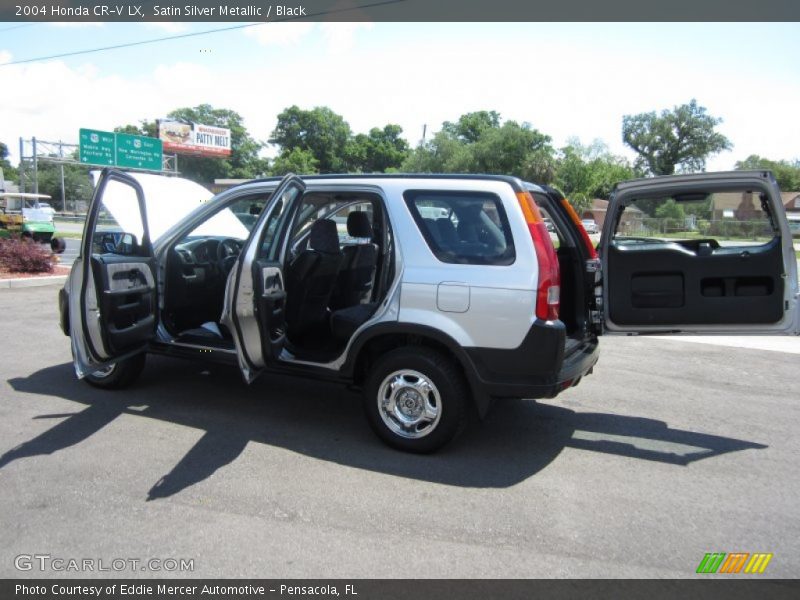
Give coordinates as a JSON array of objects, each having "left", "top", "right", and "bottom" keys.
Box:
[
  {"left": 0, "top": 51, "right": 12, "bottom": 65},
  {"left": 243, "top": 21, "right": 371, "bottom": 53},
  {"left": 319, "top": 22, "right": 373, "bottom": 53}
]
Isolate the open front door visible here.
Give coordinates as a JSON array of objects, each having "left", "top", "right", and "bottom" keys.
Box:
[
  {"left": 69, "top": 169, "right": 157, "bottom": 377},
  {"left": 222, "top": 174, "right": 305, "bottom": 382},
  {"left": 600, "top": 171, "right": 800, "bottom": 335}
]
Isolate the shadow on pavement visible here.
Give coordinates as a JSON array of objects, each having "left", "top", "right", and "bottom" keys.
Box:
[{"left": 4, "top": 357, "right": 767, "bottom": 499}]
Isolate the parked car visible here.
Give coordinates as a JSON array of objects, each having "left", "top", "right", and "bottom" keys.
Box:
[
  {"left": 581, "top": 218, "right": 600, "bottom": 234},
  {"left": 59, "top": 170, "right": 800, "bottom": 453}
]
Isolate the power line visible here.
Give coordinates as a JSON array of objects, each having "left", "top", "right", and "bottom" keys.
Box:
[
  {"left": 0, "top": 0, "right": 407, "bottom": 67},
  {"left": 1, "top": 22, "right": 264, "bottom": 66},
  {"left": 0, "top": 23, "right": 37, "bottom": 33}
]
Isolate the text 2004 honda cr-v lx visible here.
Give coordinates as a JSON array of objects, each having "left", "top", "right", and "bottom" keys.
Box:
[{"left": 59, "top": 170, "right": 800, "bottom": 452}]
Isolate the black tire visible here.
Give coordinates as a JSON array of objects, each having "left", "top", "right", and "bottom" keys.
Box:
[
  {"left": 50, "top": 237, "right": 66, "bottom": 254},
  {"left": 84, "top": 353, "right": 146, "bottom": 389},
  {"left": 363, "top": 346, "right": 469, "bottom": 453}
]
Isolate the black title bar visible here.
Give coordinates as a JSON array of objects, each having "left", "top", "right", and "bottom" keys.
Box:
[
  {"left": 2, "top": 0, "right": 800, "bottom": 22},
  {"left": 3, "top": 580, "right": 800, "bottom": 600}
]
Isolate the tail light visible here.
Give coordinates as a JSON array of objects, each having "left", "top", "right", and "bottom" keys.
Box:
[
  {"left": 560, "top": 198, "right": 598, "bottom": 260},
  {"left": 516, "top": 191, "right": 560, "bottom": 321}
]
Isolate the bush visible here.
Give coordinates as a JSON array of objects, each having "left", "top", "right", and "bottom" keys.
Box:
[{"left": 0, "top": 238, "right": 55, "bottom": 273}]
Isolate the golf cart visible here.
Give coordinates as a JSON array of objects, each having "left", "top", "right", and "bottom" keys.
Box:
[{"left": 0, "top": 192, "right": 66, "bottom": 253}]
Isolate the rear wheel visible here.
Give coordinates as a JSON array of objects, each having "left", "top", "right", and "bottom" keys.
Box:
[
  {"left": 364, "top": 347, "right": 468, "bottom": 453},
  {"left": 84, "top": 353, "right": 146, "bottom": 389}
]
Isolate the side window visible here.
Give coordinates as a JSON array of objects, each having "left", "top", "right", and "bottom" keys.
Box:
[
  {"left": 186, "top": 194, "right": 271, "bottom": 240},
  {"left": 613, "top": 190, "right": 778, "bottom": 247},
  {"left": 404, "top": 190, "right": 515, "bottom": 265},
  {"left": 91, "top": 178, "right": 146, "bottom": 257},
  {"left": 259, "top": 185, "right": 301, "bottom": 261}
]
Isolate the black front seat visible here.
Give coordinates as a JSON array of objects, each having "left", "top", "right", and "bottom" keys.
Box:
[
  {"left": 285, "top": 219, "right": 343, "bottom": 337},
  {"left": 330, "top": 212, "right": 378, "bottom": 310}
]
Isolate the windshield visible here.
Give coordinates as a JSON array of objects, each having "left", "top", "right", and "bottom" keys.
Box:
[{"left": 92, "top": 171, "right": 214, "bottom": 242}]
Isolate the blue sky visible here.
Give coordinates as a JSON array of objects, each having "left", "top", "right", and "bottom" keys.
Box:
[{"left": 1, "top": 21, "right": 798, "bottom": 170}]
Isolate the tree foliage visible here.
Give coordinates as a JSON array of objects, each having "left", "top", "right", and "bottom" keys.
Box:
[
  {"left": 0, "top": 141, "right": 18, "bottom": 185},
  {"left": 269, "top": 106, "right": 409, "bottom": 175},
  {"left": 735, "top": 155, "right": 800, "bottom": 191},
  {"left": 271, "top": 147, "right": 319, "bottom": 176},
  {"left": 345, "top": 125, "right": 410, "bottom": 173},
  {"left": 270, "top": 106, "right": 352, "bottom": 174},
  {"left": 554, "top": 139, "right": 636, "bottom": 211},
  {"left": 622, "top": 99, "right": 732, "bottom": 175},
  {"left": 34, "top": 158, "right": 95, "bottom": 212},
  {"left": 401, "top": 111, "right": 555, "bottom": 183}
]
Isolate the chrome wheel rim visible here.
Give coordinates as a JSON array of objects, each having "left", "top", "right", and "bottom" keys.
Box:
[
  {"left": 90, "top": 364, "right": 116, "bottom": 379},
  {"left": 377, "top": 369, "right": 441, "bottom": 439}
]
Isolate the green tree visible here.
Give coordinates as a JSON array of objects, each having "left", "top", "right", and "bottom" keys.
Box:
[
  {"left": 34, "top": 157, "right": 94, "bottom": 212},
  {"left": 654, "top": 198, "right": 686, "bottom": 232},
  {"left": 345, "top": 125, "right": 410, "bottom": 173},
  {"left": 402, "top": 131, "right": 476, "bottom": 173},
  {"left": 401, "top": 112, "right": 556, "bottom": 182},
  {"left": 472, "top": 121, "right": 553, "bottom": 176},
  {"left": 270, "top": 106, "right": 352, "bottom": 173},
  {"left": 441, "top": 110, "right": 501, "bottom": 143},
  {"left": 622, "top": 99, "right": 732, "bottom": 175},
  {"left": 0, "top": 141, "right": 18, "bottom": 186},
  {"left": 735, "top": 155, "right": 800, "bottom": 190},
  {"left": 554, "top": 139, "right": 636, "bottom": 211},
  {"left": 271, "top": 148, "right": 319, "bottom": 176},
  {"left": 114, "top": 120, "right": 157, "bottom": 138}
]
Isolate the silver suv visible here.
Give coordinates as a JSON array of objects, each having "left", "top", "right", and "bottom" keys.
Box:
[{"left": 59, "top": 170, "right": 800, "bottom": 452}]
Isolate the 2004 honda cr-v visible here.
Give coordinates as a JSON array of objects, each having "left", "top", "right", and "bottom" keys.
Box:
[{"left": 59, "top": 170, "right": 800, "bottom": 452}]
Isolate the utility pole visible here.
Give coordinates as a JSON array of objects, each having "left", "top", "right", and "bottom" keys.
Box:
[
  {"left": 32, "top": 137, "right": 38, "bottom": 194},
  {"left": 58, "top": 140, "right": 66, "bottom": 212},
  {"left": 18, "top": 137, "right": 24, "bottom": 193}
]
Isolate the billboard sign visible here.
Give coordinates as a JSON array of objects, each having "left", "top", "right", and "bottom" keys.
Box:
[{"left": 158, "top": 119, "right": 232, "bottom": 157}]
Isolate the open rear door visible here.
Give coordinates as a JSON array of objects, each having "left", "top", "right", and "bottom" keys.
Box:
[
  {"left": 600, "top": 171, "right": 800, "bottom": 335},
  {"left": 222, "top": 174, "right": 305, "bottom": 382},
  {"left": 69, "top": 169, "right": 157, "bottom": 377}
]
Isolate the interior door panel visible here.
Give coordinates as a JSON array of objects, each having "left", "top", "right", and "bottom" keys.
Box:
[
  {"left": 90, "top": 255, "right": 157, "bottom": 355},
  {"left": 254, "top": 262, "right": 287, "bottom": 361},
  {"left": 607, "top": 237, "right": 785, "bottom": 326}
]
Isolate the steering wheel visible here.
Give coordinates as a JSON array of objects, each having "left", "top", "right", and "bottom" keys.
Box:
[{"left": 216, "top": 238, "right": 242, "bottom": 275}]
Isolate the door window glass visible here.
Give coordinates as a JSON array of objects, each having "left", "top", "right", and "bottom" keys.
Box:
[
  {"left": 91, "top": 178, "right": 146, "bottom": 256},
  {"left": 613, "top": 189, "right": 778, "bottom": 247}
]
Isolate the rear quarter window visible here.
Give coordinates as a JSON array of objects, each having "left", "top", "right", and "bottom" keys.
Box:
[{"left": 404, "top": 190, "right": 515, "bottom": 265}]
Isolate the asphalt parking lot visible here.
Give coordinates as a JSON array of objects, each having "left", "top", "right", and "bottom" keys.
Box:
[{"left": 1, "top": 284, "right": 798, "bottom": 578}]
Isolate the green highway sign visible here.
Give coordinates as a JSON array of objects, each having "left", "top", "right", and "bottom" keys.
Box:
[
  {"left": 116, "top": 132, "right": 163, "bottom": 170},
  {"left": 79, "top": 128, "right": 163, "bottom": 171},
  {"left": 79, "top": 129, "right": 115, "bottom": 166}
]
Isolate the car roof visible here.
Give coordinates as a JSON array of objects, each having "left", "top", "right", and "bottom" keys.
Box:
[{"left": 231, "top": 173, "right": 547, "bottom": 194}]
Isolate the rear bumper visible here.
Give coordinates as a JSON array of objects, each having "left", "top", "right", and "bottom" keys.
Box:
[{"left": 465, "top": 320, "right": 599, "bottom": 399}]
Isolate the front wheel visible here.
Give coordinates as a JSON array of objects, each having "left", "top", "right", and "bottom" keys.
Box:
[
  {"left": 364, "top": 347, "right": 469, "bottom": 453},
  {"left": 84, "top": 353, "right": 146, "bottom": 389}
]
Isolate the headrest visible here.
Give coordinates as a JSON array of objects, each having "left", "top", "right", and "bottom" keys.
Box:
[
  {"left": 436, "top": 219, "right": 458, "bottom": 244},
  {"left": 347, "top": 211, "right": 373, "bottom": 238},
  {"left": 309, "top": 219, "right": 340, "bottom": 254}
]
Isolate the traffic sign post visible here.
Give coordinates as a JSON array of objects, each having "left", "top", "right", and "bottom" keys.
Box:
[
  {"left": 116, "top": 133, "right": 163, "bottom": 170},
  {"left": 79, "top": 129, "right": 115, "bottom": 166},
  {"left": 79, "top": 128, "right": 163, "bottom": 171}
]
